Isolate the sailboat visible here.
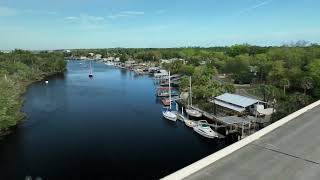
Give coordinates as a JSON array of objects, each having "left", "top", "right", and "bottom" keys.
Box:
[
  {"left": 193, "top": 120, "right": 219, "bottom": 139},
  {"left": 88, "top": 61, "right": 93, "bottom": 78},
  {"left": 185, "top": 76, "right": 202, "bottom": 117},
  {"left": 162, "top": 71, "right": 177, "bottom": 122}
]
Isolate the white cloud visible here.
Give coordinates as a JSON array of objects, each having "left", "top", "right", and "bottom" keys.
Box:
[
  {"left": 0, "top": 6, "right": 18, "bottom": 16},
  {"left": 155, "top": 9, "right": 166, "bottom": 14},
  {"left": 239, "top": 0, "right": 273, "bottom": 14},
  {"left": 65, "top": 16, "right": 79, "bottom": 20},
  {"left": 107, "top": 11, "right": 145, "bottom": 19},
  {"left": 64, "top": 14, "right": 106, "bottom": 30},
  {"left": 121, "top": 11, "right": 145, "bottom": 15},
  {"left": 0, "top": 6, "right": 58, "bottom": 17}
]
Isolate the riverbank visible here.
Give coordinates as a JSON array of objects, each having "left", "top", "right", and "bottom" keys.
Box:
[
  {"left": 0, "top": 50, "right": 66, "bottom": 138},
  {"left": 0, "top": 60, "right": 232, "bottom": 180},
  {"left": 0, "top": 72, "right": 65, "bottom": 137}
]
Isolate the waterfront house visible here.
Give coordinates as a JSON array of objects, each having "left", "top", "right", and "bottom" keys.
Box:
[
  {"left": 211, "top": 93, "right": 272, "bottom": 116},
  {"left": 154, "top": 69, "right": 169, "bottom": 79},
  {"left": 160, "top": 58, "right": 186, "bottom": 64},
  {"left": 114, "top": 57, "right": 120, "bottom": 62},
  {"left": 107, "top": 57, "right": 115, "bottom": 61},
  {"left": 80, "top": 56, "right": 87, "bottom": 60},
  {"left": 95, "top": 54, "right": 102, "bottom": 59}
]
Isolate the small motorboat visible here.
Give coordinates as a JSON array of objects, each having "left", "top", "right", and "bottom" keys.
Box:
[
  {"left": 184, "top": 119, "right": 198, "bottom": 127},
  {"left": 105, "top": 61, "right": 114, "bottom": 66},
  {"left": 162, "top": 110, "right": 177, "bottom": 122},
  {"left": 193, "top": 120, "right": 218, "bottom": 139},
  {"left": 186, "top": 108, "right": 202, "bottom": 117}
]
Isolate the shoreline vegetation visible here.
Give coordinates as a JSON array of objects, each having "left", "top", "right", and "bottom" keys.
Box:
[
  {"left": 69, "top": 42, "right": 320, "bottom": 123},
  {"left": 0, "top": 50, "right": 66, "bottom": 137},
  {"left": 1, "top": 42, "right": 320, "bottom": 137}
]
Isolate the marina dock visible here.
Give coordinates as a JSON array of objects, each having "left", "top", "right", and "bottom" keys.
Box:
[{"left": 163, "top": 100, "right": 320, "bottom": 180}]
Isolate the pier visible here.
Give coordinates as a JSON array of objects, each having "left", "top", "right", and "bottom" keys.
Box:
[
  {"left": 162, "top": 100, "right": 320, "bottom": 180},
  {"left": 184, "top": 105, "right": 257, "bottom": 138}
]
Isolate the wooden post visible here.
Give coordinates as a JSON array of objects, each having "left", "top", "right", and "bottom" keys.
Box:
[
  {"left": 241, "top": 122, "right": 244, "bottom": 139},
  {"left": 182, "top": 106, "right": 184, "bottom": 116}
]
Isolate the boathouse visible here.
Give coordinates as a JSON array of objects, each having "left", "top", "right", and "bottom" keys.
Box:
[{"left": 212, "top": 93, "right": 266, "bottom": 115}]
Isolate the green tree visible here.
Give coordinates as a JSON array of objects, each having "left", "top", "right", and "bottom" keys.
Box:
[
  {"left": 301, "top": 76, "right": 314, "bottom": 95},
  {"left": 280, "top": 78, "right": 290, "bottom": 96}
]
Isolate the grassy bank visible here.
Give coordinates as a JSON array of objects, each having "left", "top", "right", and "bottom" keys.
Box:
[{"left": 0, "top": 50, "right": 66, "bottom": 137}]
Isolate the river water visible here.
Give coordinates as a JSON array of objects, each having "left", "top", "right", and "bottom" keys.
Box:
[{"left": 0, "top": 61, "right": 232, "bottom": 180}]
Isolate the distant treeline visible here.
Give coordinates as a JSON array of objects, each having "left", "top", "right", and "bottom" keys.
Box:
[
  {"left": 69, "top": 43, "right": 320, "bottom": 121},
  {"left": 0, "top": 50, "right": 66, "bottom": 135},
  {"left": 70, "top": 43, "right": 320, "bottom": 97}
]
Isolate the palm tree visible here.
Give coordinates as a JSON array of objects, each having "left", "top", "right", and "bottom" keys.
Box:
[
  {"left": 301, "top": 76, "right": 314, "bottom": 95},
  {"left": 280, "top": 78, "right": 290, "bottom": 96}
]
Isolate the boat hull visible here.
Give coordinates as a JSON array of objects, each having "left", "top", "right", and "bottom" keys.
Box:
[
  {"left": 193, "top": 127, "right": 217, "bottom": 139},
  {"left": 162, "top": 111, "right": 177, "bottom": 122},
  {"left": 184, "top": 120, "right": 197, "bottom": 127},
  {"left": 186, "top": 109, "right": 202, "bottom": 118}
]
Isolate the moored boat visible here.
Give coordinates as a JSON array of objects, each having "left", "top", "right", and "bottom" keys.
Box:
[
  {"left": 162, "top": 71, "right": 177, "bottom": 122},
  {"left": 88, "top": 62, "right": 93, "bottom": 78},
  {"left": 162, "top": 109, "right": 177, "bottom": 122},
  {"left": 193, "top": 120, "right": 218, "bottom": 139},
  {"left": 184, "top": 119, "right": 198, "bottom": 127},
  {"left": 186, "top": 108, "right": 202, "bottom": 117},
  {"left": 185, "top": 76, "right": 202, "bottom": 117}
]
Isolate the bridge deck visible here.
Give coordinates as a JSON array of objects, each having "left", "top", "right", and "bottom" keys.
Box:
[{"left": 185, "top": 105, "right": 320, "bottom": 180}]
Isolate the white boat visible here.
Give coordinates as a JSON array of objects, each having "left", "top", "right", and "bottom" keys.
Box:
[
  {"left": 186, "top": 109, "right": 202, "bottom": 117},
  {"left": 89, "top": 62, "right": 93, "bottom": 78},
  {"left": 184, "top": 119, "right": 198, "bottom": 127},
  {"left": 162, "top": 71, "right": 177, "bottom": 121},
  {"left": 193, "top": 120, "right": 218, "bottom": 139},
  {"left": 162, "top": 110, "right": 177, "bottom": 122},
  {"left": 186, "top": 76, "right": 202, "bottom": 117},
  {"left": 105, "top": 61, "right": 114, "bottom": 66}
]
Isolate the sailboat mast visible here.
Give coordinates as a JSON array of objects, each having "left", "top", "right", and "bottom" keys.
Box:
[
  {"left": 169, "top": 71, "right": 171, "bottom": 110},
  {"left": 190, "top": 76, "right": 192, "bottom": 106}
]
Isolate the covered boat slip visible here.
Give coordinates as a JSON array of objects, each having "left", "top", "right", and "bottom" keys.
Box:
[
  {"left": 188, "top": 105, "right": 255, "bottom": 137},
  {"left": 212, "top": 93, "right": 273, "bottom": 117}
]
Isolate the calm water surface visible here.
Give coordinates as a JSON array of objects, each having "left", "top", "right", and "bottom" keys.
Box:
[{"left": 0, "top": 61, "right": 232, "bottom": 180}]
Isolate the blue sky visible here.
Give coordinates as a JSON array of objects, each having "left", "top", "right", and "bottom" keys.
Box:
[{"left": 0, "top": 0, "right": 319, "bottom": 50}]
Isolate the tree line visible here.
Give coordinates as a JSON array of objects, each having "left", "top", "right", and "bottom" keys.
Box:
[
  {"left": 0, "top": 50, "right": 66, "bottom": 136},
  {"left": 70, "top": 43, "right": 320, "bottom": 120}
]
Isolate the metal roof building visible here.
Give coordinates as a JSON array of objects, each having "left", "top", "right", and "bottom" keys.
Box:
[{"left": 213, "top": 93, "right": 262, "bottom": 113}]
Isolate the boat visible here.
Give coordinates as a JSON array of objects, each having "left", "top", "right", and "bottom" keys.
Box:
[
  {"left": 89, "top": 62, "right": 93, "bottom": 78},
  {"left": 184, "top": 119, "right": 198, "bottom": 127},
  {"left": 193, "top": 120, "right": 218, "bottom": 139},
  {"left": 161, "top": 98, "right": 171, "bottom": 106},
  {"left": 105, "top": 61, "right": 114, "bottom": 66},
  {"left": 186, "top": 76, "right": 202, "bottom": 117},
  {"left": 162, "top": 71, "right": 177, "bottom": 122},
  {"left": 186, "top": 109, "right": 202, "bottom": 117},
  {"left": 162, "top": 109, "right": 177, "bottom": 122}
]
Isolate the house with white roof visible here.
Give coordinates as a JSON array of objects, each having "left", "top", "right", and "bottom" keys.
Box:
[
  {"left": 95, "top": 54, "right": 102, "bottom": 59},
  {"left": 212, "top": 93, "right": 273, "bottom": 116}
]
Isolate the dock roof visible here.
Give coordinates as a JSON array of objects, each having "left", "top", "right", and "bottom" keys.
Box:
[{"left": 215, "top": 93, "right": 260, "bottom": 108}]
